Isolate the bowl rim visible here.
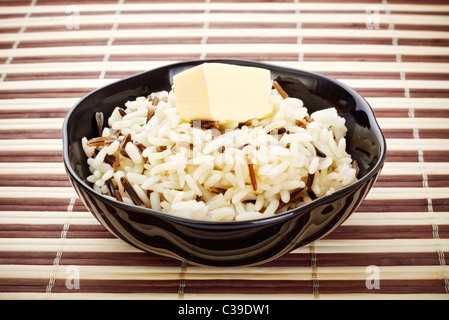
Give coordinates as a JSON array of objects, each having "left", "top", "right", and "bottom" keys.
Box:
[{"left": 62, "top": 58, "right": 387, "bottom": 228}]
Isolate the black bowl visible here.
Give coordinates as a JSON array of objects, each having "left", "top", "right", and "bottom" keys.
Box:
[{"left": 62, "top": 59, "right": 386, "bottom": 267}]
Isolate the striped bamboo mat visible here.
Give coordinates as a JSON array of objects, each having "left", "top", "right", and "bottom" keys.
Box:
[{"left": 0, "top": 0, "right": 448, "bottom": 300}]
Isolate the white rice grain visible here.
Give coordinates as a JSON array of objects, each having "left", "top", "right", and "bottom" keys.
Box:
[
  {"left": 125, "top": 142, "right": 143, "bottom": 164},
  {"left": 308, "top": 157, "right": 319, "bottom": 175},
  {"left": 263, "top": 198, "right": 280, "bottom": 217},
  {"left": 150, "top": 191, "right": 161, "bottom": 211},
  {"left": 93, "top": 146, "right": 109, "bottom": 168},
  {"left": 185, "top": 174, "right": 202, "bottom": 196}
]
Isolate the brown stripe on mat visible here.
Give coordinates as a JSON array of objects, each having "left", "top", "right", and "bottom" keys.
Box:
[
  {"left": 59, "top": 251, "right": 181, "bottom": 267},
  {"left": 374, "top": 175, "right": 424, "bottom": 187},
  {"left": 0, "top": 28, "right": 22, "bottom": 35},
  {"left": 428, "top": 175, "right": 449, "bottom": 187},
  {"left": 298, "top": 9, "right": 382, "bottom": 14},
  {"left": 324, "top": 225, "right": 441, "bottom": 240},
  {"left": 256, "top": 253, "right": 315, "bottom": 268},
  {"left": 5, "top": 73, "right": 101, "bottom": 81},
  {"left": 395, "top": 24, "right": 449, "bottom": 32},
  {"left": 381, "top": 129, "right": 449, "bottom": 139},
  {"left": 209, "top": 22, "right": 297, "bottom": 29},
  {"left": 438, "top": 225, "right": 449, "bottom": 238},
  {"left": 319, "top": 279, "right": 448, "bottom": 294},
  {"left": 0, "top": 15, "right": 26, "bottom": 21},
  {"left": 108, "top": 53, "right": 200, "bottom": 61},
  {"left": 433, "top": 198, "right": 449, "bottom": 212},
  {"left": 0, "top": 130, "right": 62, "bottom": 140},
  {"left": 419, "top": 129, "right": 449, "bottom": 139},
  {"left": 357, "top": 199, "right": 431, "bottom": 212},
  {"left": 119, "top": 19, "right": 204, "bottom": 27},
  {"left": 17, "top": 40, "right": 109, "bottom": 49},
  {"left": 29, "top": 11, "right": 117, "bottom": 17},
  {"left": 0, "top": 279, "right": 49, "bottom": 293},
  {"left": 205, "top": 53, "right": 300, "bottom": 61},
  {"left": 304, "top": 54, "right": 397, "bottom": 62},
  {"left": 184, "top": 279, "right": 313, "bottom": 295},
  {"left": 0, "top": 224, "right": 66, "bottom": 238},
  {"left": 0, "top": 151, "right": 62, "bottom": 162},
  {"left": 0, "top": 175, "right": 70, "bottom": 187},
  {"left": 402, "top": 55, "right": 449, "bottom": 63},
  {"left": 317, "top": 252, "right": 445, "bottom": 267},
  {"left": 302, "top": 23, "right": 389, "bottom": 30},
  {"left": 302, "top": 37, "right": 394, "bottom": 45},
  {"left": 206, "top": 36, "right": 297, "bottom": 44},
  {"left": 50, "top": 279, "right": 180, "bottom": 294},
  {"left": 410, "top": 89, "right": 449, "bottom": 98},
  {"left": 406, "top": 73, "right": 449, "bottom": 81},
  {"left": 398, "top": 38, "right": 449, "bottom": 47},
  {"left": 362, "top": 0, "right": 446, "bottom": 3},
  {"left": 0, "top": 42, "right": 15, "bottom": 50},
  {"left": 353, "top": 88, "right": 409, "bottom": 98},
  {"left": 65, "top": 224, "right": 116, "bottom": 239},
  {"left": 11, "top": 55, "right": 105, "bottom": 64},
  {"left": 0, "top": 198, "right": 86, "bottom": 212},
  {"left": 103, "top": 71, "right": 146, "bottom": 79},
  {"left": 113, "top": 37, "right": 202, "bottom": 45},
  {"left": 423, "top": 151, "right": 449, "bottom": 162},
  {"left": 25, "top": 24, "right": 115, "bottom": 33},
  {"left": 415, "top": 109, "right": 449, "bottom": 118},
  {"left": 320, "top": 72, "right": 401, "bottom": 80},
  {"left": 209, "top": 9, "right": 296, "bottom": 14},
  {"left": 386, "top": 150, "right": 419, "bottom": 162},
  {"left": 0, "top": 251, "right": 61, "bottom": 265},
  {"left": 373, "top": 109, "right": 409, "bottom": 117},
  {"left": 0, "top": 110, "right": 69, "bottom": 119},
  {"left": 392, "top": 10, "right": 449, "bottom": 16},
  {"left": 381, "top": 129, "right": 414, "bottom": 139},
  {"left": 0, "top": 89, "right": 93, "bottom": 99}
]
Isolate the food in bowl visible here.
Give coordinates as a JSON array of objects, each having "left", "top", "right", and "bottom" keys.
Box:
[
  {"left": 82, "top": 63, "right": 358, "bottom": 222},
  {"left": 64, "top": 59, "right": 386, "bottom": 266}
]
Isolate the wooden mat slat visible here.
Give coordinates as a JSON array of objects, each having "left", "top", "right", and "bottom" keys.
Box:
[
  {"left": 0, "top": 0, "right": 448, "bottom": 300},
  {"left": 2, "top": 12, "right": 449, "bottom": 28},
  {"left": 1, "top": 2, "right": 448, "bottom": 14},
  {"left": 2, "top": 28, "right": 449, "bottom": 43},
  {"left": 2, "top": 61, "right": 449, "bottom": 75},
  {"left": 2, "top": 44, "right": 448, "bottom": 59}
]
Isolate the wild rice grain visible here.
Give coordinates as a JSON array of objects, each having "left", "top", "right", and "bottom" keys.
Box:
[
  {"left": 247, "top": 158, "right": 258, "bottom": 191},
  {"left": 120, "top": 177, "right": 145, "bottom": 206},
  {"left": 105, "top": 178, "right": 115, "bottom": 196},
  {"left": 95, "top": 112, "right": 104, "bottom": 136},
  {"left": 273, "top": 80, "right": 288, "bottom": 99}
]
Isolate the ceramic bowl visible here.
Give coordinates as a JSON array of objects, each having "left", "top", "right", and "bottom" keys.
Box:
[{"left": 62, "top": 59, "right": 386, "bottom": 267}]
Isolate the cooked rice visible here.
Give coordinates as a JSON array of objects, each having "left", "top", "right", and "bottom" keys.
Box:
[{"left": 82, "top": 85, "right": 358, "bottom": 221}]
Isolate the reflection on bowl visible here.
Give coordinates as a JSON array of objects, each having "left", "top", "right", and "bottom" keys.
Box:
[{"left": 62, "top": 59, "right": 386, "bottom": 267}]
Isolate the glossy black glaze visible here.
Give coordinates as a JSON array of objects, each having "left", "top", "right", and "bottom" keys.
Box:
[{"left": 62, "top": 59, "right": 387, "bottom": 267}]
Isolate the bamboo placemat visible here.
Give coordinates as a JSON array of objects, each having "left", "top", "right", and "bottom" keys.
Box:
[{"left": 0, "top": 0, "right": 448, "bottom": 300}]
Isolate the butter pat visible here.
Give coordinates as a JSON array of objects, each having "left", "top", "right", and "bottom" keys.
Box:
[{"left": 173, "top": 63, "right": 274, "bottom": 123}]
